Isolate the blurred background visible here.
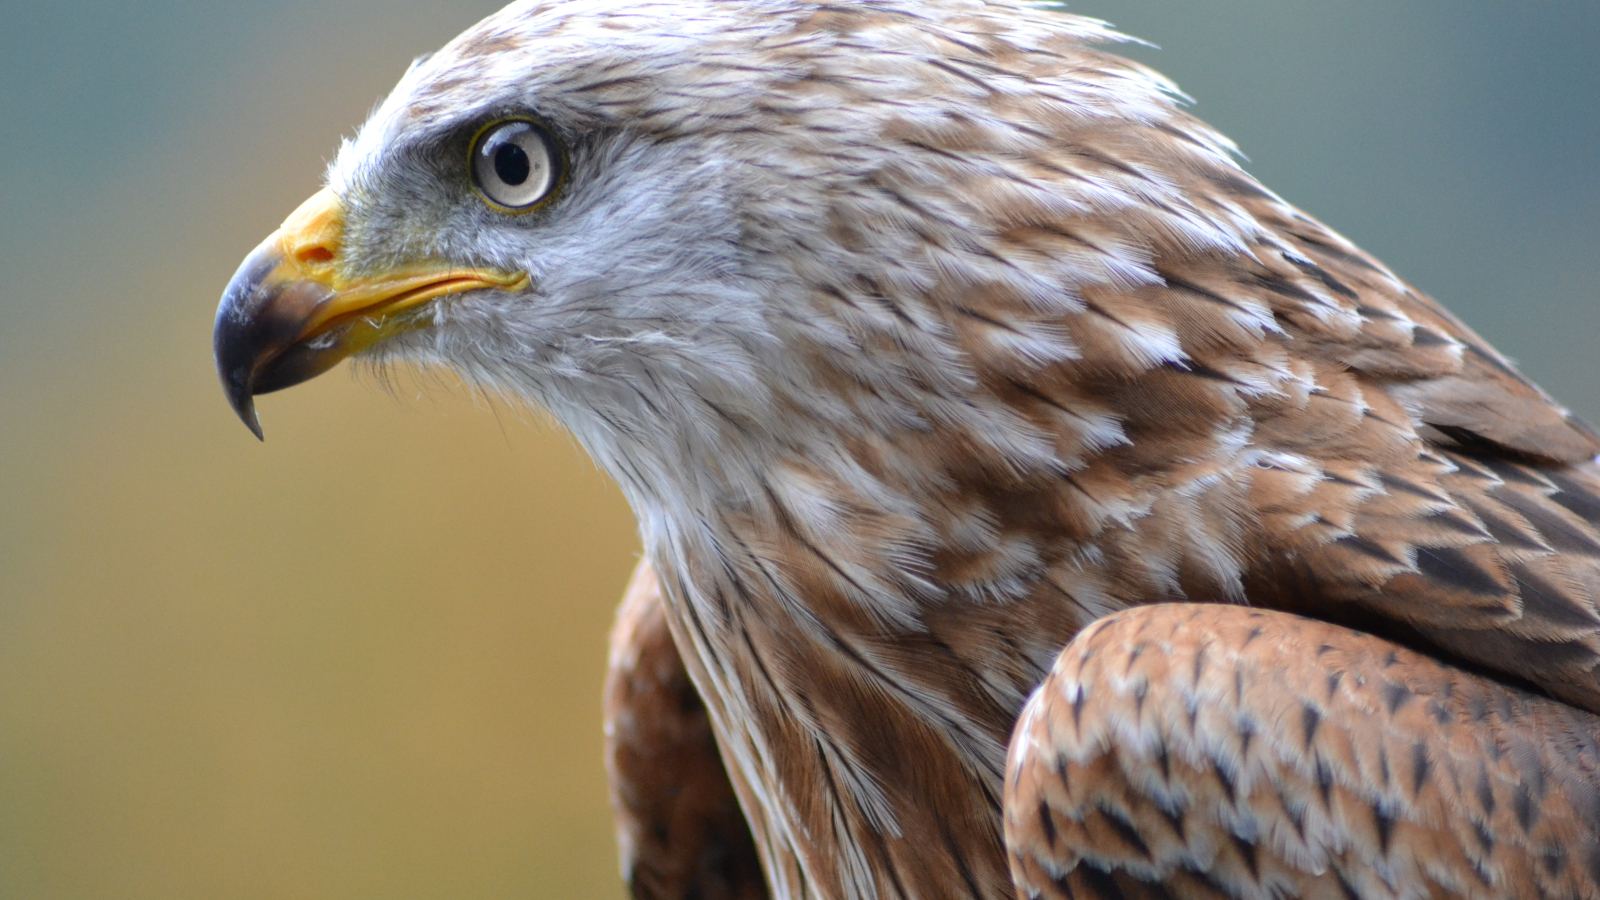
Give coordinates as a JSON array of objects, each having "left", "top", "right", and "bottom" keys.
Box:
[{"left": 0, "top": 1, "right": 1595, "bottom": 897}]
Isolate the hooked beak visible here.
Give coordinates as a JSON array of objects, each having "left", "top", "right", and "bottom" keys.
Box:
[{"left": 212, "top": 188, "right": 528, "bottom": 439}]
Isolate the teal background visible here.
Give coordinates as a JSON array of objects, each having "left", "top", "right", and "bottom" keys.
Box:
[{"left": 1, "top": 2, "right": 1595, "bottom": 897}]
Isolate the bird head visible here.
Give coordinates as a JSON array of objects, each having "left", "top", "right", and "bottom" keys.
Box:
[
  {"left": 216, "top": 0, "right": 802, "bottom": 443},
  {"left": 215, "top": 0, "right": 1224, "bottom": 509}
]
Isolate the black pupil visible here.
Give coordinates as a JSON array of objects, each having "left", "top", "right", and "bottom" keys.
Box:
[{"left": 494, "top": 141, "right": 531, "bottom": 186}]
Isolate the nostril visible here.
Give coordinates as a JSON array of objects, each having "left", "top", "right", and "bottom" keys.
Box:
[{"left": 297, "top": 246, "right": 335, "bottom": 265}]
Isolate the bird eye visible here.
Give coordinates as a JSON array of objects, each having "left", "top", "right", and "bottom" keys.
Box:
[{"left": 471, "top": 120, "right": 558, "bottom": 210}]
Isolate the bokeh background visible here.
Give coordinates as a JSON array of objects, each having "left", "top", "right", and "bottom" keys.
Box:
[{"left": 1, "top": 1, "right": 1596, "bottom": 897}]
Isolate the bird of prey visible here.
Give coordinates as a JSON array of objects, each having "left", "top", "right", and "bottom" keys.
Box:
[{"left": 212, "top": 1, "right": 1600, "bottom": 898}]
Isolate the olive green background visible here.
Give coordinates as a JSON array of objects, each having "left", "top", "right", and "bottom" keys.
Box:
[{"left": 1, "top": 2, "right": 1595, "bottom": 898}]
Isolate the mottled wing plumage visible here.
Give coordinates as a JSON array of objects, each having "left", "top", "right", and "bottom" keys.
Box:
[
  {"left": 605, "top": 560, "right": 768, "bottom": 900},
  {"left": 1006, "top": 604, "right": 1600, "bottom": 900}
]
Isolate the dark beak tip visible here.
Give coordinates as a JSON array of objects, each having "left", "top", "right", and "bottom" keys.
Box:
[
  {"left": 239, "top": 400, "right": 266, "bottom": 442},
  {"left": 217, "top": 362, "right": 266, "bottom": 441}
]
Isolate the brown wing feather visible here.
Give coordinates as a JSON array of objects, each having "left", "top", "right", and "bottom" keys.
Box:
[
  {"left": 604, "top": 560, "right": 768, "bottom": 900},
  {"left": 1006, "top": 604, "right": 1600, "bottom": 900}
]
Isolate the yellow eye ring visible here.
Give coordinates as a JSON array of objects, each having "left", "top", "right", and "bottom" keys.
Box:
[{"left": 470, "top": 119, "right": 562, "bottom": 212}]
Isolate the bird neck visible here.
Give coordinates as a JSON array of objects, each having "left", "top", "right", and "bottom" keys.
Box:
[{"left": 595, "top": 391, "right": 1107, "bottom": 899}]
